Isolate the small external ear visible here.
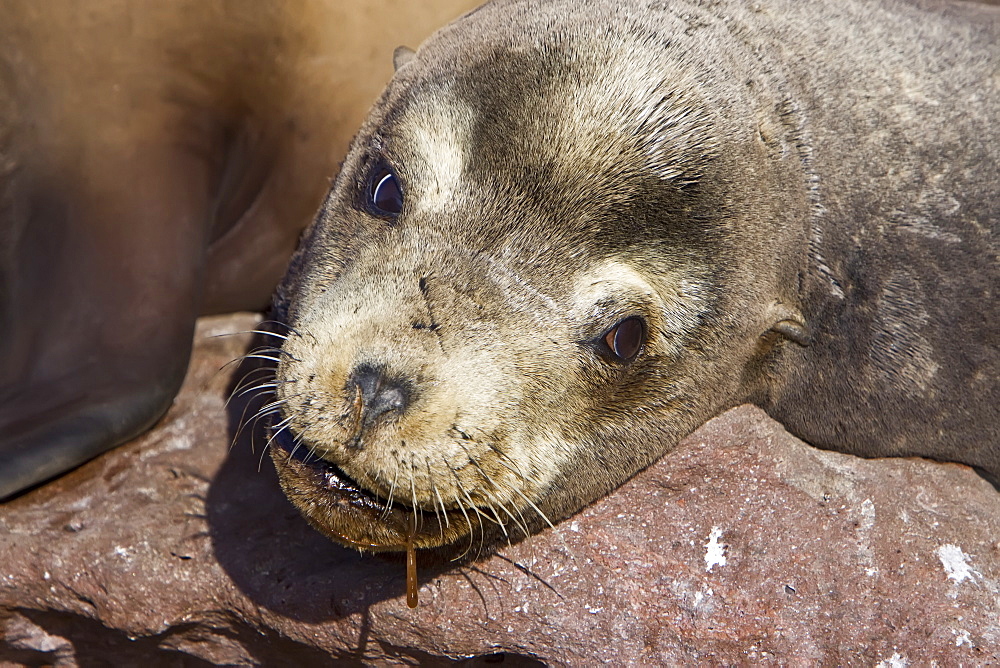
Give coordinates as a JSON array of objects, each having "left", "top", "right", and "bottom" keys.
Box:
[
  {"left": 393, "top": 46, "right": 416, "bottom": 71},
  {"left": 765, "top": 303, "right": 811, "bottom": 346}
]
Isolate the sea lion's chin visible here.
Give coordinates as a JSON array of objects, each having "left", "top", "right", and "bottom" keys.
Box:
[{"left": 268, "top": 427, "right": 475, "bottom": 552}]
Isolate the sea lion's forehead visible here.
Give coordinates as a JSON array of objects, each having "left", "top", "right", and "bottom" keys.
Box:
[{"left": 375, "top": 39, "right": 719, "bottom": 265}]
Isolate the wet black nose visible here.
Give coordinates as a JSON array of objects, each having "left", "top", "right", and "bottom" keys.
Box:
[{"left": 347, "top": 363, "right": 412, "bottom": 429}]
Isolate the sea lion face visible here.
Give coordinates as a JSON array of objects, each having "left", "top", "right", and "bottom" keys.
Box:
[{"left": 268, "top": 7, "right": 806, "bottom": 553}]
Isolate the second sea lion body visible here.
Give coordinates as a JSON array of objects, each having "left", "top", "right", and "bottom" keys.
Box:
[{"left": 0, "top": 0, "right": 479, "bottom": 499}]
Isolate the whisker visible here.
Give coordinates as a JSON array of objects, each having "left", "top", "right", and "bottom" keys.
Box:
[
  {"left": 232, "top": 364, "right": 277, "bottom": 381},
  {"left": 230, "top": 392, "right": 278, "bottom": 450},
  {"left": 451, "top": 500, "right": 473, "bottom": 560},
  {"left": 382, "top": 456, "right": 402, "bottom": 519},
  {"left": 210, "top": 328, "right": 292, "bottom": 342},
  {"left": 485, "top": 500, "right": 512, "bottom": 548},
  {"left": 284, "top": 428, "right": 308, "bottom": 464},
  {"left": 265, "top": 414, "right": 291, "bottom": 443},
  {"left": 251, "top": 394, "right": 289, "bottom": 413},
  {"left": 234, "top": 380, "right": 293, "bottom": 400},
  {"left": 445, "top": 462, "right": 476, "bottom": 560},
  {"left": 256, "top": 319, "right": 304, "bottom": 338},
  {"left": 495, "top": 499, "right": 530, "bottom": 541},
  {"left": 220, "top": 345, "right": 300, "bottom": 373},
  {"left": 227, "top": 380, "right": 272, "bottom": 409},
  {"left": 465, "top": 454, "right": 531, "bottom": 540},
  {"left": 249, "top": 329, "right": 290, "bottom": 340},
  {"left": 408, "top": 455, "right": 421, "bottom": 532},
  {"left": 508, "top": 483, "right": 576, "bottom": 562},
  {"left": 219, "top": 354, "right": 275, "bottom": 373},
  {"left": 225, "top": 367, "right": 277, "bottom": 404},
  {"left": 429, "top": 481, "right": 446, "bottom": 541},
  {"left": 485, "top": 441, "right": 528, "bottom": 481},
  {"left": 512, "top": 504, "right": 536, "bottom": 573},
  {"left": 248, "top": 349, "right": 300, "bottom": 365},
  {"left": 245, "top": 345, "right": 301, "bottom": 363},
  {"left": 421, "top": 457, "right": 445, "bottom": 540},
  {"left": 238, "top": 391, "right": 301, "bottom": 457},
  {"left": 450, "top": 472, "right": 493, "bottom": 524},
  {"left": 427, "top": 457, "right": 450, "bottom": 530},
  {"left": 247, "top": 398, "right": 289, "bottom": 426},
  {"left": 233, "top": 353, "right": 284, "bottom": 365},
  {"left": 457, "top": 441, "right": 571, "bottom": 556},
  {"left": 260, "top": 418, "right": 293, "bottom": 471},
  {"left": 451, "top": 470, "right": 494, "bottom": 562},
  {"left": 505, "top": 485, "right": 556, "bottom": 534},
  {"left": 456, "top": 448, "right": 514, "bottom": 544}
]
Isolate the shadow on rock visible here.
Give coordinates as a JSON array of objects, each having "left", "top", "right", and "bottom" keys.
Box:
[
  {"left": 205, "top": 343, "right": 409, "bottom": 623},
  {"left": 204, "top": 332, "right": 543, "bottom": 643}
]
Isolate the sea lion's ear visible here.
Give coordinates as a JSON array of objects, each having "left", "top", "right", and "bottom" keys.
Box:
[
  {"left": 766, "top": 303, "right": 811, "bottom": 346},
  {"left": 393, "top": 46, "right": 416, "bottom": 71}
]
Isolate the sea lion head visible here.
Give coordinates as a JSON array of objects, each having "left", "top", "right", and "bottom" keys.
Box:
[{"left": 267, "top": 1, "right": 811, "bottom": 555}]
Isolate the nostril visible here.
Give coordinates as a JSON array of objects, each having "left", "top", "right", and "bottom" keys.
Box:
[
  {"left": 349, "top": 364, "right": 381, "bottom": 400},
  {"left": 347, "top": 363, "right": 412, "bottom": 427}
]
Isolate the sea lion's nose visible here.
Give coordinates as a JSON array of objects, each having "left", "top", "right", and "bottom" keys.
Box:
[{"left": 346, "top": 363, "right": 412, "bottom": 436}]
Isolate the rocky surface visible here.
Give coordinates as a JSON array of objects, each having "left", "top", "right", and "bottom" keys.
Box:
[{"left": 1, "top": 312, "right": 998, "bottom": 666}]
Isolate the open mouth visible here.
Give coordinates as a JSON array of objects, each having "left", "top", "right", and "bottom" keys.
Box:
[
  {"left": 271, "top": 423, "right": 386, "bottom": 512},
  {"left": 267, "top": 417, "right": 480, "bottom": 551}
]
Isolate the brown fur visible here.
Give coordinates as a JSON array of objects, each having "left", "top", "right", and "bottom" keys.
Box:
[
  {"left": 0, "top": 0, "right": 479, "bottom": 499},
  {"left": 269, "top": 0, "right": 999, "bottom": 555}
]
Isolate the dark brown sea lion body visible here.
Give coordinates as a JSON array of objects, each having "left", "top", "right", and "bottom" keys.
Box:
[
  {"left": 0, "top": 0, "right": 478, "bottom": 499},
  {"left": 268, "top": 0, "right": 999, "bottom": 555}
]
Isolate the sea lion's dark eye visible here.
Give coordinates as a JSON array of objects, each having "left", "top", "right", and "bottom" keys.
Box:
[
  {"left": 367, "top": 161, "right": 403, "bottom": 217},
  {"left": 601, "top": 316, "right": 645, "bottom": 363}
]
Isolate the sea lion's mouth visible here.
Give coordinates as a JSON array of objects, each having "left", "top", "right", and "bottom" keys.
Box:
[
  {"left": 268, "top": 419, "right": 482, "bottom": 551},
  {"left": 271, "top": 424, "right": 384, "bottom": 511}
]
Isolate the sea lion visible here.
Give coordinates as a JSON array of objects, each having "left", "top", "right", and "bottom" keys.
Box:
[
  {"left": 267, "top": 0, "right": 998, "bottom": 558},
  {"left": 0, "top": 0, "right": 479, "bottom": 500}
]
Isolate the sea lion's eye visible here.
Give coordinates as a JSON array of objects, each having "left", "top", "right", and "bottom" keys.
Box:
[
  {"left": 367, "top": 160, "right": 403, "bottom": 217},
  {"left": 601, "top": 316, "right": 646, "bottom": 363}
]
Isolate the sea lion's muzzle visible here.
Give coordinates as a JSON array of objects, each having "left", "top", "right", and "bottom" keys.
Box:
[
  {"left": 267, "top": 235, "right": 587, "bottom": 553},
  {"left": 269, "top": 419, "right": 485, "bottom": 551}
]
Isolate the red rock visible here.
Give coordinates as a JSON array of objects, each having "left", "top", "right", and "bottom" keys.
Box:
[{"left": 1, "top": 313, "right": 998, "bottom": 665}]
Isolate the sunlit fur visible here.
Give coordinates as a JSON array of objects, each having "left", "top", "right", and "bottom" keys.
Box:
[{"left": 264, "top": 0, "right": 999, "bottom": 555}]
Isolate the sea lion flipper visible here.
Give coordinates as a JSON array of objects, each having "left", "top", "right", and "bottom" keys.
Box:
[
  {"left": 0, "top": 385, "right": 181, "bottom": 499},
  {"left": 0, "top": 310, "right": 195, "bottom": 501}
]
